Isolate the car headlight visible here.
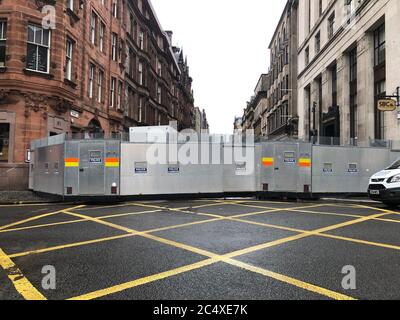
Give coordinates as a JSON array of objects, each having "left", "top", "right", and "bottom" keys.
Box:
[{"left": 388, "top": 175, "right": 400, "bottom": 183}]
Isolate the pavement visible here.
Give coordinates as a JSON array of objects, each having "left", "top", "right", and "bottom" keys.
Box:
[
  {"left": 0, "top": 191, "right": 59, "bottom": 205},
  {"left": 0, "top": 198, "right": 399, "bottom": 300}
]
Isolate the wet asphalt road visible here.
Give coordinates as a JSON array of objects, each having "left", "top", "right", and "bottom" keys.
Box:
[{"left": 0, "top": 199, "right": 399, "bottom": 300}]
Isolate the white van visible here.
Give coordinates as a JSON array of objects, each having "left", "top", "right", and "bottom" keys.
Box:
[{"left": 368, "top": 158, "right": 400, "bottom": 205}]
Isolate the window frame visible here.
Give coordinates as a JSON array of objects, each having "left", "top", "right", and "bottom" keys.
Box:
[
  {"left": 110, "top": 77, "right": 116, "bottom": 108},
  {"left": 97, "top": 69, "right": 104, "bottom": 103},
  {"left": 65, "top": 38, "right": 73, "bottom": 81},
  {"left": 88, "top": 63, "right": 95, "bottom": 98},
  {"left": 0, "top": 20, "right": 7, "bottom": 68},
  {"left": 26, "top": 24, "right": 51, "bottom": 74}
]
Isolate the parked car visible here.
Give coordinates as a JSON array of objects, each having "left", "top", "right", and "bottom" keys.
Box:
[{"left": 368, "top": 159, "right": 400, "bottom": 206}]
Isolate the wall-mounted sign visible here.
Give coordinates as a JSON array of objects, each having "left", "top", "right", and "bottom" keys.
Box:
[
  {"left": 168, "top": 163, "right": 180, "bottom": 174},
  {"left": 377, "top": 99, "right": 397, "bottom": 112},
  {"left": 283, "top": 152, "right": 296, "bottom": 164},
  {"left": 323, "top": 163, "right": 333, "bottom": 173},
  {"left": 89, "top": 151, "right": 103, "bottom": 164},
  {"left": 235, "top": 162, "right": 247, "bottom": 173},
  {"left": 135, "top": 162, "right": 148, "bottom": 174},
  {"left": 70, "top": 110, "right": 80, "bottom": 118},
  {"left": 348, "top": 163, "right": 358, "bottom": 173}
]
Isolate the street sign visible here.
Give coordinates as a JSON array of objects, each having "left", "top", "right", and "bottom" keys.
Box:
[{"left": 377, "top": 99, "right": 397, "bottom": 112}]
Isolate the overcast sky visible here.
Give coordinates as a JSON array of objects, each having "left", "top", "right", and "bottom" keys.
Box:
[{"left": 151, "top": 0, "right": 287, "bottom": 134}]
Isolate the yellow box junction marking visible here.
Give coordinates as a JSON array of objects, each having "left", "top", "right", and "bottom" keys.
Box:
[
  {"left": 0, "top": 205, "right": 85, "bottom": 231},
  {"left": 0, "top": 248, "right": 46, "bottom": 300},
  {"left": 2, "top": 200, "right": 395, "bottom": 300},
  {"left": 62, "top": 207, "right": 356, "bottom": 301}
]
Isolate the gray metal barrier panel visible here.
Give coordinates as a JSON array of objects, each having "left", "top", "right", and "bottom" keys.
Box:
[
  {"left": 261, "top": 142, "right": 312, "bottom": 193},
  {"left": 64, "top": 140, "right": 120, "bottom": 196},
  {"left": 222, "top": 144, "right": 259, "bottom": 193},
  {"left": 33, "top": 143, "right": 64, "bottom": 195},
  {"left": 120, "top": 142, "right": 224, "bottom": 196},
  {"left": 311, "top": 145, "right": 393, "bottom": 193}
]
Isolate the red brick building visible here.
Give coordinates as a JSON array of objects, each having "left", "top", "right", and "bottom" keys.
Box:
[{"left": 0, "top": 0, "right": 195, "bottom": 190}]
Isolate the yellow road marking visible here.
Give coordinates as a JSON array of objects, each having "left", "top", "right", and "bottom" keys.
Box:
[
  {"left": 0, "top": 219, "right": 86, "bottom": 233},
  {"left": 0, "top": 248, "right": 46, "bottom": 300},
  {"left": 224, "top": 259, "right": 354, "bottom": 300},
  {"left": 126, "top": 202, "right": 400, "bottom": 252},
  {"left": 68, "top": 258, "right": 218, "bottom": 300},
  {"left": 319, "top": 233, "right": 400, "bottom": 251},
  {"left": 64, "top": 209, "right": 355, "bottom": 300},
  {"left": 0, "top": 209, "right": 162, "bottom": 234},
  {"left": 9, "top": 234, "right": 135, "bottom": 259},
  {"left": 0, "top": 202, "right": 78, "bottom": 208},
  {"left": 229, "top": 217, "right": 400, "bottom": 252},
  {"left": 3, "top": 201, "right": 392, "bottom": 300},
  {"left": 0, "top": 205, "right": 85, "bottom": 231},
  {"left": 74, "top": 202, "right": 142, "bottom": 211},
  {"left": 9, "top": 216, "right": 224, "bottom": 259}
]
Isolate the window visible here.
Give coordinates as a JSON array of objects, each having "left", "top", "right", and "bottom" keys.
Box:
[
  {"left": 345, "top": 0, "right": 356, "bottom": 17},
  {"left": 110, "top": 77, "right": 116, "bottom": 108},
  {"left": 331, "top": 64, "right": 337, "bottom": 107},
  {"left": 88, "top": 64, "right": 95, "bottom": 98},
  {"left": 0, "top": 21, "right": 7, "bottom": 67},
  {"left": 111, "top": 33, "right": 117, "bottom": 61},
  {"left": 117, "top": 81, "right": 123, "bottom": 109},
  {"left": 65, "top": 39, "right": 73, "bottom": 80},
  {"left": 112, "top": 0, "right": 118, "bottom": 18},
  {"left": 0, "top": 123, "right": 10, "bottom": 163},
  {"left": 27, "top": 24, "right": 51, "bottom": 73},
  {"left": 315, "top": 32, "right": 321, "bottom": 55},
  {"left": 138, "top": 61, "right": 143, "bottom": 85},
  {"left": 374, "top": 24, "right": 385, "bottom": 66},
  {"left": 67, "top": 0, "right": 73, "bottom": 11},
  {"left": 305, "top": 47, "right": 309, "bottom": 66},
  {"left": 128, "top": 48, "right": 135, "bottom": 78},
  {"left": 157, "top": 59, "right": 162, "bottom": 76},
  {"left": 328, "top": 12, "right": 335, "bottom": 39},
  {"left": 349, "top": 48, "right": 357, "bottom": 140},
  {"left": 157, "top": 84, "right": 162, "bottom": 104},
  {"left": 375, "top": 80, "right": 386, "bottom": 140},
  {"left": 319, "top": 0, "right": 323, "bottom": 16},
  {"left": 130, "top": 14, "right": 135, "bottom": 36},
  {"left": 90, "top": 12, "right": 97, "bottom": 45},
  {"left": 99, "top": 22, "right": 105, "bottom": 52},
  {"left": 138, "top": 97, "right": 143, "bottom": 122},
  {"left": 139, "top": 30, "right": 144, "bottom": 50},
  {"left": 97, "top": 70, "right": 104, "bottom": 103}
]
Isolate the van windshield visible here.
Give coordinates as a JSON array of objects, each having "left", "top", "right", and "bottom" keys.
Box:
[{"left": 387, "top": 159, "right": 400, "bottom": 170}]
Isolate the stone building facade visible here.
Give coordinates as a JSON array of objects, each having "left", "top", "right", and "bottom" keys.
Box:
[
  {"left": 242, "top": 74, "right": 269, "bottom": 136},
  {"left": 0, "top": 0, "right": 196, "bottom": 190},
  {"left": 265, "top": 0, "right": 299, "bottom": 140},
  {"left": 297, "top": 0, "right": 400, "bottom": 145},
  {"left": 237, "top": 0, "right": 298, "bottom": 139},
  {"left": 194, "top": 107, "right": 209, "bottom": 134}
]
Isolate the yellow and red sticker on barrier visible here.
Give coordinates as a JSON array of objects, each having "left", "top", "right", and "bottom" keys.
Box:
[
  {"left": 262, "top": 157, "right": 311, "bottom": 167},
  {"left": 262, "top": 157, "right": 274, "bottom": 167},
  {"left": 298, "top": 158, "right": 312, "bottom": 167},
  {"left": 65, "top": 158, "right": 79, "bottom": 168},
  {"left": 105, "top": 158, "right": 120, "bottom": 168}
]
